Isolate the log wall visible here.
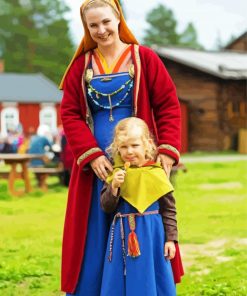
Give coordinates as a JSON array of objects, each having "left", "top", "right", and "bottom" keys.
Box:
[{"left": 162, "top": 58, "right": 247, "bottom": 151}]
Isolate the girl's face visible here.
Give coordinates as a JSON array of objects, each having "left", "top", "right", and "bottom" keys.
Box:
[
  {"left": 118, "top": 136, "right": 147, "bottom": 167},
  {"left": 84, "top": 6, "right": 120, "bottom": 48}
]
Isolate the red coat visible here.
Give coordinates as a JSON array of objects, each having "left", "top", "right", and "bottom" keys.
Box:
[{"left": 60, "top": 45, "right": 182, "bottom": 293}]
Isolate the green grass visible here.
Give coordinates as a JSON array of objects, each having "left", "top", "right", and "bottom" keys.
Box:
[
  {"left": 0, "top": 176, "right": 66, "bottom": 296},
  {"left": 176, "top": 161, "right": 247, "bottom": 295},
  {"left": 0, "top": 161, "right": 246, "bottom": 295}
]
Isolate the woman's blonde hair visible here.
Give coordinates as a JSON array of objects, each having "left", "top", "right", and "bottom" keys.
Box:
[
  {"left": 81, "top": 0, "right": 120, "bottom": 21},
  {"left": 107, "top": 117, "right": 157, "bottom": 160}
]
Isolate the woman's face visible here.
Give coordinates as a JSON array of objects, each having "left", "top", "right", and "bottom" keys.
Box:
[{"left": 84, "top": 6, "right": 120, "bottom": 48}]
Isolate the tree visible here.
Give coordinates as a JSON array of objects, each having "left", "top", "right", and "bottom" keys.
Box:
[
  {"left": 143, "top": 4, "right": 180, "bottom": 46},
  {"left": 143, "top": 4, "right": 202, "bottom": 49},
  {"left": 0, "top": 0, "right": 74, "bottom": 84},
  {"left": 179, "top": 22, "right": 203, "bottom": 49}
]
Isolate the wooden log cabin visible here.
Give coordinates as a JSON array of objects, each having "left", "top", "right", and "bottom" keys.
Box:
[{"left": 155, "top": 32, "right": 247, "bottom": 152}]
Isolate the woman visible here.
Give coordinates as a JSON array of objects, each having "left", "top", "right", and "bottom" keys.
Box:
[{"left": 60, "top": 0, "right": 182, "bottom": 294}]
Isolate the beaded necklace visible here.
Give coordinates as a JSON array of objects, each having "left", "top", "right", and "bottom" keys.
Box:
[{"left": 85, "top": 66, "right": 135, "bottom": 122}]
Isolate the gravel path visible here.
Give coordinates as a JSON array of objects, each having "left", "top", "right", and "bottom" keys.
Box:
[{"left": 181, "top": 154, "right": 247, "bottom": 163}]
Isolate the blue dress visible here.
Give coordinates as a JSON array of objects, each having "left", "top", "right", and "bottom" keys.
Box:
[
  {"left": 100, "top": 201, "right": 176, "bottom": 296},
  {"left": 67, "top": 72, "right": 133, "bottom": 296}
]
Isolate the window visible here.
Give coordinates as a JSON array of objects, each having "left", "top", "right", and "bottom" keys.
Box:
[
  {"left": 1, "top": 107, "right": 19, "bottom": 136},
  {"left": 240, "top": 102, "right": 247, "bottom": 117},
  {"left": 39, "top": 106, "right": 57, "bottom": 132},
  {"left": 228, "top": 101, "right": 247, "bottom": 118}
]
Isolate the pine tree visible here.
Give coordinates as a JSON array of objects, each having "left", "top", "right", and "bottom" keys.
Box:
[
  {"left": 179, "top": 22, "right": 203, "bottom": 49},
  {"left": 143, "top": 4, "right": 202, "bottom": 49},
  {"left": 0, "top": 0, "right": 74, "bottom": 84},
  {"left": 143, "top": 4, "right": 180, "bottom": 46}
]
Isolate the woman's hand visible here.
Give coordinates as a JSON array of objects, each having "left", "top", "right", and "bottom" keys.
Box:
[
  {"left": 164, "top": 241, "right": 176, "bottom": 260},
  {"left": 157, "top": 154, "right": 175, "bottom": 178},
  {"left": 90, "top": 155, "right": 113, "bottom": 181},
  {"left": 112, "top": 169, "right": 126, "bottom": 189}
]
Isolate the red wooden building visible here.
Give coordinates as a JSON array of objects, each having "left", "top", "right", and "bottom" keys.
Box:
[{"left": 0, "top": 63, "right": 62, "bottom": 136}]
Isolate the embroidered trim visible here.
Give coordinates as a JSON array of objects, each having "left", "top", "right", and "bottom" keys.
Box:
[
  {"left": 133, "top": 44, "right": 141, "bottom": 116},
  {"left": 158, "top": 144, "right": 180, "bottom": 158},
  {"left": 82, "top": 52, "right": 94, "bottom": 133},
  {"left": 77, "top": 147, "right": 102, "bottom": 165}
]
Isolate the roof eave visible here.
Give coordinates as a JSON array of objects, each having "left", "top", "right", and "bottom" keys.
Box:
[{"left": 156, "top": 49, "right": 247, "bottom": 80}]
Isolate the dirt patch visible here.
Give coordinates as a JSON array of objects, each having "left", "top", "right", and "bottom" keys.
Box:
[
  {"left": 180, "top": 238, "right": 246, "bottom": 275},
  {"left": 217, "top": 195, "right": 245, "bottom": 203},
  {"left": 199, "top": 182, "right": 242, "bottom": 190},
  {"left": 238, "top": 238, "right": 247, "bottom": 245}
]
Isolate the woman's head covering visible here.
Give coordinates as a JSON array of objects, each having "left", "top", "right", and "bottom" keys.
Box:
[
  {"left": 59, "top": 0, "right": 138, "bottom": 89},
  {"left": 37, "top": 124, "right": 53, "bottom": 142}
]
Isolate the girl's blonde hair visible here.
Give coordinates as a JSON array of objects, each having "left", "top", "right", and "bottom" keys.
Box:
[
  {"left": 81, "top": 0, "right": 120, "bottom": 21},
  {"left": 108, "top": 117, "right": 157, "bottom": 160}
]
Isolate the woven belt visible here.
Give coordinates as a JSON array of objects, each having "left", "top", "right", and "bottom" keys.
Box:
[{"left": 108, "top": 210, "right": 159, "bottom": 275}]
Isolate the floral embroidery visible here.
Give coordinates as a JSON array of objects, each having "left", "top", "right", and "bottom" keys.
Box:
[
  {"left": 158, "top": 144, "right": 180, "bottom": 158},
  {"left": 77, "top": 147, "right": 102, "bottom": 165},
  {"left": 133, "top": 44, "right": 141, "bottom": 116}
]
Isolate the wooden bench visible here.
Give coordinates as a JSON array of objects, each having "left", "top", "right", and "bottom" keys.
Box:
[
  {"left": 0, "top": 171, "right": 9, "bottom": 179},
  {"left": 29, "top": 166, "right": 64, "bottom": 191}
]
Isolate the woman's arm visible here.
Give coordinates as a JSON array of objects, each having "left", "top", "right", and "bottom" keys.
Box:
[
  {"left": 60, "top": 56, "right": 104, "bottom": 170},
  {"left": 159, "top": 192, "right": 178, "bottom": 242},
  {"left": 144, "top": 48, "right": 181, "bottom": 165}
]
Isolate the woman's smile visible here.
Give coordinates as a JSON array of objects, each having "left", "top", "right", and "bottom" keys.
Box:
[{"left": 85, "top": 6, "right": 120, "bottom": 48}]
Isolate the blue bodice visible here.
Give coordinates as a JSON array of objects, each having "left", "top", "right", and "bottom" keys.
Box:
[{"left": 87, "top": 72, "right": 133, "bottom": 152}]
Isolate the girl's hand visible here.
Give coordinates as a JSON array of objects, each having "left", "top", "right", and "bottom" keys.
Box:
[
  {"left": 112, "top": 169, "right": 126, "bottom": 189},
  {"left": 164, "top": 241, "right": 176, "bottom": 260},
  {"left": 90, "top": 155, "right": 113, "bottom": 181},
  {"left": 157, "top": 154, "right": 175, "bottom": 178}
]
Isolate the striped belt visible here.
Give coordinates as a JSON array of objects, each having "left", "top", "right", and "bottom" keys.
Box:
[{"left": 108, "top": 210, "right": 159, "bottom": 275}]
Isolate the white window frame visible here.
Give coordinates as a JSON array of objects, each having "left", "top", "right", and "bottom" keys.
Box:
[
  {"left": 39, "top": 105, "right": 57, "bottom": 133},
  {"left": 1, "top": 107, "right": 19, "bottom": 136}
]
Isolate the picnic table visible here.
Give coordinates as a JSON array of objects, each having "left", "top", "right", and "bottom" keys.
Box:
[{"left": 0, "top": 153, "right": 46, "bottom": 196}]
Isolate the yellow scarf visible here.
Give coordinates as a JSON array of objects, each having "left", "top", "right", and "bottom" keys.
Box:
[{"left": 106, "top": 156, "right": 174, "bottom": 213}]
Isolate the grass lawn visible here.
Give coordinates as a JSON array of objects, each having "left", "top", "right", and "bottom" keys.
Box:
[{"left": 0, "top": 160, "right": 246, "bottom": 295}]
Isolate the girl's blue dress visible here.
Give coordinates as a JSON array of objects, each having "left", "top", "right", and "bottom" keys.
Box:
[
  {"left": 100, "top": 201, "right": 176, "bottom": 296},
  {"left": 67, "top": 72, "right": 133, "bottom": 296}
]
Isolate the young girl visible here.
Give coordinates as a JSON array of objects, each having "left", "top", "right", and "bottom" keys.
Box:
[{"left": 100, "top": 117, "right": 183, "bottom": 296}]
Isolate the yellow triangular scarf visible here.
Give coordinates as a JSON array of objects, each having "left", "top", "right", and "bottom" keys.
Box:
[{"left": 106, "top": 156, "right": 174, "bottom": 213}]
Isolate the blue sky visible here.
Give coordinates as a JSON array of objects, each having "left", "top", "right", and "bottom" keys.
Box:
[{"left": 64, "top": 0, "right": 247, "bottom": 50}]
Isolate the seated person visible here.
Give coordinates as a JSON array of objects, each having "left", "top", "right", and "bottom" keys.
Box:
[{"left": 28, "top": 125, "right": 52, "bottom": 167}]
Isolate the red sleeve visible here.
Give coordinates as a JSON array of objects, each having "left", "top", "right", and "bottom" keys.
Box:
[
  {"left": 60, "top": 56, "right": 104, "bottom": 170},
  {"left": 144, "top": 48, "right": 181, "bottom": 164}
]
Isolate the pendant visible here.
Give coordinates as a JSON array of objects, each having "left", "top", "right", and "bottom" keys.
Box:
[
  {"left": 101, "top": 77, "right": 112, "bottom": 82},
  {"left": 108, "top": 95, "right": 114, "bottom": 122}
]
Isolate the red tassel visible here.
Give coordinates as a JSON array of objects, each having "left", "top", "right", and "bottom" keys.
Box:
[
  {"left": 127, "top": 214, "right": 141, "bottom": 257},
  {"left": 128, "top": 230, "right": 141, "bottom": 257}
]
